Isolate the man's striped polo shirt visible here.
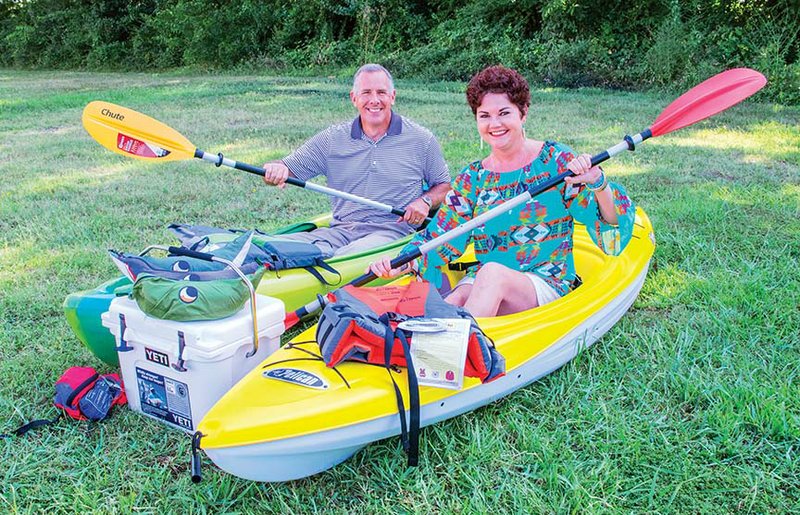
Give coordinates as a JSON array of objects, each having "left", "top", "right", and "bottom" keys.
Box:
[{"left": 282, "top": 112, "right": 450, "bottom": 231}]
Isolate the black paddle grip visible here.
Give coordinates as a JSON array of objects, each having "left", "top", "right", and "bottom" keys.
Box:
[
  {"left": 233, "top": 161, "right": 305, "bottom": 188},
  {"left": 524, "top": 148, "right": 614, "bottom": 198},
  {"left": 168, "top": 246, "right": 216, "bottom": 262},
  {"left": 348, "top": 249, "right": 423, "bottom": 288}
]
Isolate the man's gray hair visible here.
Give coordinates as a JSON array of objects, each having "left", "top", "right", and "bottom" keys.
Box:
[{"left": 353, "top": 64, "right": 394, "bottom": 91}]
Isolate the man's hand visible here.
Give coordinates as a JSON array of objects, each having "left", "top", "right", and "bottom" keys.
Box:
[
  {"left": 263, "top": 161, "right": 290, "bottom": 189},
  {"left": 400, "top": 197, "right": 429, "bottom": 226}
]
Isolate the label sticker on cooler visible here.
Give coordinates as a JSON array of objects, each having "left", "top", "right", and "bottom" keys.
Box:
[
  {"left": 116, "top": 133, "right": 171, "bottom": 158},
  {"left": 136, "top": 367, "right": 193, "bottom": 430}
]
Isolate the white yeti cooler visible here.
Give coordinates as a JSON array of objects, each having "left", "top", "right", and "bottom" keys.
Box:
[{"left": 102, "top": 294, "right": 284, "bottom": 432}]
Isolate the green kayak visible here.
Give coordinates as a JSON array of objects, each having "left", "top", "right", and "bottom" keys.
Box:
[{"left": 63, "top": 214, "right": 409, "bottom": 366}]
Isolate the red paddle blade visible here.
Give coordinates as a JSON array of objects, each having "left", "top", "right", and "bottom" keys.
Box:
[
  {"left": 650, "top": 68, "right": 766, "bottom": 137},
  {"left": 283, "top": 311, "right": 302, "bottom": 332}
]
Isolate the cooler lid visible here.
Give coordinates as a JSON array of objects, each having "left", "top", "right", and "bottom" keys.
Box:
[{"left": 102, "top": 294, "right": 285, "bottom": 360}]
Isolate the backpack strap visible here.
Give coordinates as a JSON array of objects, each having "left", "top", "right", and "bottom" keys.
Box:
[
  {"left": 64, "top": 372, "right": 100, "bottom": 411},
  {"left": 0, "top": 413, "right": 62, "bottom": 438}
]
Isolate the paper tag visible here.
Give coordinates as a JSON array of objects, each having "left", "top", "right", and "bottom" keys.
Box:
[{"left": 410, "top": 318, "right": 471, "bottom": 390}]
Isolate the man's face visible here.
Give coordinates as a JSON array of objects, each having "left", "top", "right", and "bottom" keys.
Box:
[{"left": 350, "top": 71, "right": 396, "bottom": 128}]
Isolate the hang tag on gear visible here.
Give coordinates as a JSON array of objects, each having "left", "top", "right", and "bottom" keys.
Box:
[
  {"left": 410, "top": 318, "right": 472, "bottom": 390},
  {"left": 397, "top": 318, "right": 448, "bottom": 333}
]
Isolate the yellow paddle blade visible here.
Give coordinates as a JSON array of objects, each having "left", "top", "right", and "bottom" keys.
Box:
[{"left": 82, "top": 101, "right": 196, "bottom": 162}]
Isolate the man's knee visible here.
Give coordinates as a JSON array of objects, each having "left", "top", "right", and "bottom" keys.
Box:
[
  {"left": 334, "top": 233, "right": 399, "bottom": 256},
  {"left": 445, "top": 283, "right": 471, "bottom": 306}
]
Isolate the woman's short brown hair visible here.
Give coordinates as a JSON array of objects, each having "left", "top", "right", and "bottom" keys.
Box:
[{"left": 466, "top": 65, "right": 531, "bottom": 116}]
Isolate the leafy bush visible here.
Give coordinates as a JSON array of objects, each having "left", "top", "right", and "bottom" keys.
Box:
[{"left": 0, "top": 0, "right": 796, "bottom": 103}]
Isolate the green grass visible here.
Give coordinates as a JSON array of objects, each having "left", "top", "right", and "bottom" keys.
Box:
[{"left": 1, "top": 69, "right": 799, "bottom": 513}]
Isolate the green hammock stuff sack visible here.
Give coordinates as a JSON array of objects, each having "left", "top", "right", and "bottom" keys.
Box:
[{"left": 131, "top": 266, "right": 266, "bottom": 322}]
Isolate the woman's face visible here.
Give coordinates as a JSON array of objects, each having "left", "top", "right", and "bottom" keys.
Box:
[{"left": 476, "top": 92, "right": 527, "bottom": 151}]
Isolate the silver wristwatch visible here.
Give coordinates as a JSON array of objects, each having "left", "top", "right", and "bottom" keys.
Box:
[{"left": 421, "top": 194, "right": 433, "bottom": 207}]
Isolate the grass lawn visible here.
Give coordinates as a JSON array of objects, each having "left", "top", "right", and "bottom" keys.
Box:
[{"left": 1, "top": 69, "right": 798, "bottom": 513}]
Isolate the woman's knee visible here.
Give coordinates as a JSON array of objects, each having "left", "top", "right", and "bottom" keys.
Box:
[
  {"left": 474, "top": 261, "right": 514, "bottom": 283},
  {"left": 445, "top": 283, "right": 471, "bottom": 305}
]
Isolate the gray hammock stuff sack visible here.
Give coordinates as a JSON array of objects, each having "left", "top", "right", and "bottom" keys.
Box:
[{"left": 167, "top": 223, "right": 341, "bottom": 286}]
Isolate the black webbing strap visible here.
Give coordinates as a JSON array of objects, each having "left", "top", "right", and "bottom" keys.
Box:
[
  {"left": 447, "top": 261, "right": 479, "bottom": 272},
  {"left": 382, "top": 322, "right": 409, "bottom": 454},
  {"left": 302, "top": 260, "right": 342, "bottom": 286},
  {"left": 0, "top": 413, "right": 62, "bottom": 438},
  {"left": 65, "top": 372, "right": 100, "bottom": 409},
  {"left": 317, "top": 260, "right": 342, "bottom": 285},
  {"left": 397, "top": 330, "right": 419, "bottom": 466},
  {"left": 380, "top": 314, "right": 420, "bottom": 466}
]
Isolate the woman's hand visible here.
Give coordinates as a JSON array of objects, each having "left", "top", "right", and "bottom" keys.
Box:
[
  {"left": 566, "top": 153, "right": 618, "bottom": 224},
  {"left": 368, "top": 256, "right": 413, "bottom": 279},
  {"left": 565, "top": 153, "right": 603, "bottom": 187}
]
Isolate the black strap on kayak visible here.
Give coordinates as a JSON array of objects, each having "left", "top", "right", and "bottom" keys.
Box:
[
  {"left": 380, "top": 314, "right": 420, "bottom": 467},
  {"left": 301, "top": 260, "right": 342, "bottom": 286},
  {"left": 0, "top": 413, "right": 62, "bottom": 438},
  {"left": 447, "top": 261, "right": 479, "bottom": 272}
]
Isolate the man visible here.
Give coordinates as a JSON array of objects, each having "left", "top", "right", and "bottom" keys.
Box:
[{"left": 263, "top": 63, "right": 451, "bottom": 256}]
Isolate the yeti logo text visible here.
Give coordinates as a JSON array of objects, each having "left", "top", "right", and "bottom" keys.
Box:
[
  {"left": 145, "top": 347, "right": 170, "bottom": 367},
  {"left": 101, "top": 108, "right": 124, "bottom": 121}
]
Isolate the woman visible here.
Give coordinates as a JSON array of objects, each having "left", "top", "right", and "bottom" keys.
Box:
[{"left": 370, "top": 65, "right": 635, "bottom": 317}]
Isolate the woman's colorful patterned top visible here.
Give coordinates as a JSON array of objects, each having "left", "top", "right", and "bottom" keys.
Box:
[{"left": 403, "top": 141, "right": 635, "bottom": 296}]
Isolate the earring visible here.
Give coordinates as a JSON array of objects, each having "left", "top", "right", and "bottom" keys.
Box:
[
  {"left": 480, "top": 136, "right": 484, "bottom": 151},
  {"left": 522, "top": 126, "right": 527, "bottom": 140}
]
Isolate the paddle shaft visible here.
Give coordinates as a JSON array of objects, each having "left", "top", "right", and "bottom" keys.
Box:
[
  {"left": 194, "top": 149, "right": 419, "bottom": 220},
  {"left": 284, "top": 68, "right": 766, "bottom": 328},
  {"left": 285, "top": 129, "right": 651, "bottom": 325},
  {"left": 348, "top": 128, "right": 653, "bottom": 287}
]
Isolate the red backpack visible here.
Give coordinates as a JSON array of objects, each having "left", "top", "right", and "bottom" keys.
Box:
[
  {"left": 54, "top": 366, "right": 127, "bottom": 421},
  {"left": 1, "top": 367, "right": 127, "bottom": 438}
]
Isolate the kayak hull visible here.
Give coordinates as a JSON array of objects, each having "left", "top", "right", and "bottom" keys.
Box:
[
  {"left": 204, "top": 263, "right": 648, "bottom": 482},
  {"left": 197, "top": 207, "right": 656, "bottom": 482},
  {"left": 64, "top": 215, "right": 408, "bottom": 365}
]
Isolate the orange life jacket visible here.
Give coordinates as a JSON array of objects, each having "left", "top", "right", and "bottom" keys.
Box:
[{"left": 316, "top": 282, "right": 505, "bottom": 383}]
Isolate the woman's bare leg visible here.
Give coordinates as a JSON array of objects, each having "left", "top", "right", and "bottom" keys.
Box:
[
  {"left": 444, "top": 283, "right": 472, "bottom": 307},
  {"left": 462, "top": 262, "right": 539, "bottom": 317}
]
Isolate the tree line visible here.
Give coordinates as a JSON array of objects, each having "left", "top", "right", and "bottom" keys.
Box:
[{"left": 1, "top": 0, "right": 797, "bottom": 103}]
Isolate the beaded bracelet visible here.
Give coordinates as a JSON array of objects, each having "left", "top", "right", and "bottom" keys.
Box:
[{"left": 587, "top": 170, "right": 608, "bottom": 192}]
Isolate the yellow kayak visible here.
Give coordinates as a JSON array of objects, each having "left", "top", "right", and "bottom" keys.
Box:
[{"left": 195, "top": 207, "right": 656, "bottom": 482}]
